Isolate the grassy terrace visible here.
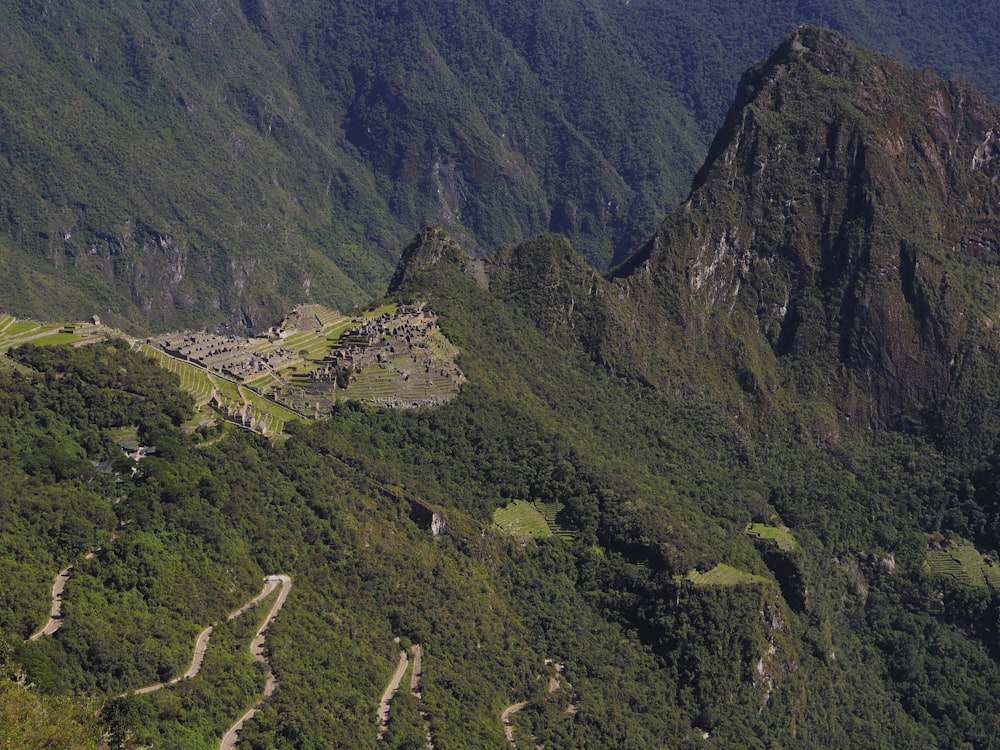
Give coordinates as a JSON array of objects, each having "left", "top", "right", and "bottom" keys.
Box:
[
  {"left": 493, "top": 500, "right": 573, "bottom": 540},
  {"left": 681, "top": 564, "right": 770, "bottom": 587},
  {"left": 494, "top": 500, "right": 553, "bottom": 539},
  {"left": 926, "top": 538, "right": 1000, "bottom": 590},
  {"left": 745, "top": 523, "right": 799, "bottom": 552},
  {"left": 0, "top": 314, "right": 73, "bottom": 351}
]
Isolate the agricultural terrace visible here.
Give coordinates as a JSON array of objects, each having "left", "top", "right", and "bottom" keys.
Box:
[
  {"left": 745, "top": 523, "right": 799, "bottom": 552},
  {"left": 681, "top": 564, "right": 770, "bottom": 587},
  {"left": 141, "top": 302, "right": 463, "bottom": 433},
  {"left": 0, "top": 314, "right": 111, "bottom": 354},
  {"left": 926, "top": 538, "right": 1000, "bottom": 590},
  {"left": 493, "top": 500, "right": 572, "bottom": 539},
  {"left": 0, "top": 303, "right": 465, "bottom": 438}
]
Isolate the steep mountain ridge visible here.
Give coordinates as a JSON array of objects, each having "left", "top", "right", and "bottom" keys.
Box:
[
  {"left": 606, "top": 26, "right": 1000, "bottom": 445},
  {"left": 393, "top": 27, "right": 1000, "bottom": 454},
  {"left": 4, "top": 3, "right": 1000, "bottom": 332}
]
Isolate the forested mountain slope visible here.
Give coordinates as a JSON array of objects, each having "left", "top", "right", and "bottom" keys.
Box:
[
  {"left": 606, "top": 26, "right": 1000, "bottom": 460},
  {"left": 2, "top": 1, "right": 999, "bottom": 331},
  {"left": 4, "top": 21, "right": 1000, "bottom": 750}
]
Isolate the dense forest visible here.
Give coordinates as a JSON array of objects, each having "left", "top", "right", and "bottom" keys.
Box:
[{"left": 3, "top": 249, "right": 1000, "bottom": 747}]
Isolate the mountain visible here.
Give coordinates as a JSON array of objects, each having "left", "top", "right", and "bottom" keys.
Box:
[
  {"left": 3, "top": 2, "right": 1000, "bottom": 332},
  {"left": 4, "top": 25, "right": 1000, "bottom": 750},
  {"left": 602, "top": 26, "right": 1000, "bottom": 458}
]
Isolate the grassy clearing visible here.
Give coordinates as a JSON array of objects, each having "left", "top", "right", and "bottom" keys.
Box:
[
  {"left": 108, "top": 425, "right": 140, "bottom": 449},
  {"left": 493, "top": 500, "right": 574, "bottom": 540},
  {"left": 494, "top": 500, "right": 553, "bottom": 539},
  {"left": 926, "top": 538, "right": 1000, "bottom": 590},
  {"left": 745, "top": 523, "right": 799, "bottom": 552},
  {"left": 27, "top": 332, "right": 81, "bottom": 347},
  {"left": 681, "top": 564, "right": 770, "bottom": 587}
]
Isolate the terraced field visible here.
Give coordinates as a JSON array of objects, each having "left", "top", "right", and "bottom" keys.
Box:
[
  {"left": 493, "top": 500, "right": 573, "bottom": 540},
  {"left": 681, "top": 564, "right": 770, "bottom": 587},
  {"left": 494, "top": 500, "right": 553, "bottom": 539},
  {"left": 534, "top": 502, "right": 574, "bottom": 540},
  {"left": 927, "top": 539, "right": 1000, "bottom": 589},
  {"left": 0, "top": 315, "right": 112, "bottom": 353},
  {"left": 0, "top": 303, "right": 464, "bottom": 437}
]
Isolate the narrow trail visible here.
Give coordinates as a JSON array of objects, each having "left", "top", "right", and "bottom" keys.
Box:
[
  {"left": 501, "top": 702, "right": 528, "bottom": 744},
  {"left": 409, "top": 644, "right": 422, "bottom": 694},
  {"left": 376, "top": 642, "right": 409, "bottom": 742},
  {"left": 376, "top": 641, "right": 434, "bottom": 748},
  {"left": 131, "top": 625, "right": 215, "bottom": 695},
  {"left": 219, "top": 574, "right": 293, "bottom": 750},
  {"left": 409, "top": 645, "right": 434, "bottom": 750},
  {"left": 502, "top": 661, "right": 574, "bottom": 747}
]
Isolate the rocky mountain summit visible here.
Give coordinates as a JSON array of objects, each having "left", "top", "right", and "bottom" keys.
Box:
[
  {"left": 396, "top": 27, "right": 1000, "bottom": 454},
  {"left": 618, "top": 27, "right": 1000, "bottom": 436}
]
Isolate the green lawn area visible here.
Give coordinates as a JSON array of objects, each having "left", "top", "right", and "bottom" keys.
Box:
[
  {"left": 745, "top": 523, "right": 799, "bottom": 552},
  {"left": 0, "top": 319, "right": 67, "bottom": 351},
  {"left": 27, "top": 332, "right": 81, "bottom": 347},
  {"left": 681, "top": 564, "right": 770, "bottom": 587}
]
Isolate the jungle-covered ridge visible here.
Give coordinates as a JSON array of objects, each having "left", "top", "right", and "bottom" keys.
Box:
[
  {"left": 1, "top": 1, "right": 999, "bottom": 332},
  {"left": 4, "top": 226, "right": 1000, "bottom": 747}
]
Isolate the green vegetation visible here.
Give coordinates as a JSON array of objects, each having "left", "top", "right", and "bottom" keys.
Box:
[
  {"left": 3, "top": 3, "right": 999, "bottom": 330},
  {"left": 5, "top": 15, "right": 1000, "bottom": 750},
  {"left": 0, "top": 681, "right": 109, "bottom": 750},
  {"left": 3, "top": 275, "right": 1000, "bottom": 747},
  {"left": 493, "top": 500, "right": 553, "bottom": 539}
]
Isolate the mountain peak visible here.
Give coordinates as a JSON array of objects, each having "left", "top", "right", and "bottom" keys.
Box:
[
  {"left": 387, "top": 225, "right": 469, "bottom": 294},
  {"left": 610, "top": 27, "right": 1000, "bottom": 433}
]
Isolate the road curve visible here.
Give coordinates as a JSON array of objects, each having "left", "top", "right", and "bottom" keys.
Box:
[
  {"left": 132, "top": 625, "right": 215, "bottom": 695},
  {"left": 501, "top": 702, "right": 528, "bottom": 745},
  {"left": 26, "top": 564, "right": 74, "bottom": 641},
  {"left": 219, "top": 574, "right": 293, "bottom": 750},
  {"left": 127, "top": 574, "right": 292, "bottom": 700},
  {"left": 376, "top": 644, "right": 409, "bottom": 741}
]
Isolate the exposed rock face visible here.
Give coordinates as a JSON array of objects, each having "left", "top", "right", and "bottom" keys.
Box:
[{"left": 613, "top": 26, "right": 1000, "bottom": 433}]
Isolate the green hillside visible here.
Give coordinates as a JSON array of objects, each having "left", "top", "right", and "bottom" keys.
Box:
[
  {"left": 4, "top": 15, "right": 1000, "bottom": 750},
  {"left": 5, "top": 238, "right": 1000, "bottom": 746},
  {"left": 2, "top": 1, "right": 1000, "bottom": 329}
]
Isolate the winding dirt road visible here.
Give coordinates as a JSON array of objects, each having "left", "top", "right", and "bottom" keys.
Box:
[
  {"left": 26, "top": 552, "right": 98, "bottom": 642},
  {"left": 126, "top": 574, "right": 292, "bottom": 703},
  {"left": 132, "top": 625, "right": 215, "bottom": 695},
  {"left": 501, "top": 702, "right": 528, "bottom": 745},
  {"left": 26, "top": 564, "right": 73, "bottom": 641},
  {"left": 219, "top": 574, "right": 293, "bottom": 750},
  {"left": 376, "top": 643, "right": 409, "bottom": 742}
]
